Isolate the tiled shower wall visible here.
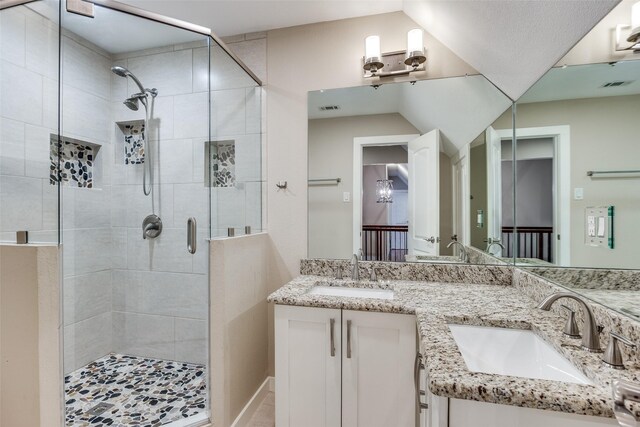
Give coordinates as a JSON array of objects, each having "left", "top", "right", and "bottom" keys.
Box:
[
  {"left": 1, "top": 4, "right": 265, "bottom": 374},
  {"left": 0, "top": 6, "right": 60, "bottom": 243},
  {"left": 109, "top": 39, "right": 213, "bottom": 367}
]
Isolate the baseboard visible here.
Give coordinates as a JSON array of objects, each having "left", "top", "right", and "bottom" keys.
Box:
[{"left": 230, "top": 376, "right": 275, "bottom": 427}]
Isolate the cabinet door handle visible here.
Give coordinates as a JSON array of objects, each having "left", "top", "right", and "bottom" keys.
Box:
[
  {"left": 187, "top": 217, "right": 197, "bottom": 254},
  {"left": 330, "top": 318, "right": 336, "bottom": 357},
  {"left": 347, "top": 320, "right": 352, "bottom": 359}
]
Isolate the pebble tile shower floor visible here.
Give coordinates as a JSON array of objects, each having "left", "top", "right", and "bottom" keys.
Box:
[{"left": 65, "top": 353, "right": 207, "bottom": 426}]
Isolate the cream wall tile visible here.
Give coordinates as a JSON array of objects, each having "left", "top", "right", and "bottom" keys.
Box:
[
  {"left": 1, "top": 60, "right": 43, "bottom": 126},
  {"left": 126, "top": 227, "right": 192, "bottom": 273},
  {"left": 1, "top": 9, "right": 26, "bottom": 67},
  {"left": 235, "top": 133, "right": 261, "bottom": 183},
  {"left": 211, "top": 88, "right": 246, "bottom": 137},
  {"left": 0, "top": 118, "right": 25, "bottom": 176},
  {"left": 25, "top": 11, "right": 58, "bottom": 80},
  {"left": 63, "top": 311, "right": 112, "bottom": 374},
  {"left": 0, "top": 175, "right": 43, "bottom": 232},
  {"left": 63, "top": 270, "right": 112, "bottom": 326},
  {"left": 127, "top": 49, "right": 193, "bottom": 97},
  {"left": 175, "top": 318, "right": 208, "bottom": 364},
  {"left": 62, "top": 36, "right": 111, "bottom": 101},
  {"left": 112, "top": 311, "right": 175, "bottom": 361},
  {"left": 61, "top": 84, "right": 111, "bottom": 144},
  {"left": 157, "top": 138, "right": 194, "bottom": 184},
  {"left": 174, "top": 92, "right": 209, "bottom": 139},
  {"left": 24, "top": 124, "right": 52, "bottom": 179}
]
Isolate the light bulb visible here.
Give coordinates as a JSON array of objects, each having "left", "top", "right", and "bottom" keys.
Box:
[
  {"left": 365, "top": 35, "right": 381, "bottom": 61},
  {"left": 407, "top": 29, "right": 424, "bottom": 55}
]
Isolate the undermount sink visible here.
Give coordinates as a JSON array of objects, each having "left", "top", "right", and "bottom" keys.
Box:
[
  {"left": 448, "top": 324, "right": 592, "bottom": 385},
  {"left": 307, "top": 285, "right": 394, "bottom": 300}
]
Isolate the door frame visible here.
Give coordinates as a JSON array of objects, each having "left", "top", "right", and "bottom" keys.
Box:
[
  {"left": 352, "top": 134, "right": 419, "bottom": 255},
  {"left": 495, "top": 126, "right": 571, "bottom": 265}
]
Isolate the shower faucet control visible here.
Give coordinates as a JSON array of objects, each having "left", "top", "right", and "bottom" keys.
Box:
[{"left": 142, "top": 214, "right": 162, "bottom": 239}]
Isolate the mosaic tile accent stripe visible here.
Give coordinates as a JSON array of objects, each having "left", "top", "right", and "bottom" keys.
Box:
[
  {"left": 65, "top": 353, "right": 207, "bottom": 427},
  {"left": 50, "top": 135, "right": 96, "bottom": 188},
  {"left": 123, "top": 122, "right": 146, "bottom": 165}
]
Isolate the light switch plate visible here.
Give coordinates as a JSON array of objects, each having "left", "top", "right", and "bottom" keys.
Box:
[
  {"left": 343, "top": 192, "right": 350, "bottom": 202},
  {"left": 574, "top": 188, "right": 584, "bottom": 200}
]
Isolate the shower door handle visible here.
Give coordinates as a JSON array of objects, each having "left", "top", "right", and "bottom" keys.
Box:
[{"left": 187, "top": 217, "right": 197, "bottom": 254}]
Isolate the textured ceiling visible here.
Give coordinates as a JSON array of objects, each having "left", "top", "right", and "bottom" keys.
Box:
[{"left": 402, "top": 0, "right": 620, "bottom": 101}]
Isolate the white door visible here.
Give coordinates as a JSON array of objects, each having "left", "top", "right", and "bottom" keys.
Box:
[
  {"left": 486, "top": 126, "right": 503, "bottom": 257},
  {"left": 342, "top": 310, "right": 416, "bottom": 427},
  {"left": 408, "top": 130, "right": 441, "bottom": 255},
  {"left": 452, "top": 145, "right": 470, "bottom": 247},
  {"left": 275, "top": 305, "right": 341, "bottom": 427}
]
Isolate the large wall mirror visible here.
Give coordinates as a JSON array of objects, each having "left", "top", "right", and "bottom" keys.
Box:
[
  {"left": 511, "top": 0, "right": 640, "bottom": 321},
  {"left": 307, "top": 75, "right": 513, "bottom": 264}
]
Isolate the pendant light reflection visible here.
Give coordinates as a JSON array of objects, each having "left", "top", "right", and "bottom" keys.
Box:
[{"left": 376, "top": 179, "right": 394, "bottom": 203}]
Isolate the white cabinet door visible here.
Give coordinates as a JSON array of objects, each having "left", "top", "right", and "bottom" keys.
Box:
[
  {"left": 342, "top": 310, "right": 416, "bottom": 427},
  {"left": 275, "top": 305, "right": 342, "bottom": 427}
]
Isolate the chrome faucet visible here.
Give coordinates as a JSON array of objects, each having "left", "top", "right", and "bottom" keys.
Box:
[
  {"left": 351, "top": 254, "right": 360, "bottom": 281},
  {"left": 486, "top": 241, "right": 505, "bottom": 256},
  {"left": 538, "top": 292, "right": 602, "bottom": 352},
  {"left": 447, "top": 240, "right": 468, "bottom": 263}
]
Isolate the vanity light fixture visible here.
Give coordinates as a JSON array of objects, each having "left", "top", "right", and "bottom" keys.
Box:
[
  {"left": 363, "top": 29, "right": 427, "bottom": 78},
  {"left": 614, "top": 1, "right": 640, "bottom": 53},
  {"left": 376, "top": 179, "right": 394, "bottom": 203}
]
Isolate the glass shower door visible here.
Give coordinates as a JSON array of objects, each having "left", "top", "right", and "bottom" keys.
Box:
[{"left": 59, "top": 4, "right": 211, "bottom": 426}]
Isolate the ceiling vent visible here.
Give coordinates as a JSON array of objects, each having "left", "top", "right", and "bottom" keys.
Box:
[
  {"left": 601, "top": 81, "right": 634, "bottom": 88},
  {"left": 319, "top": 105, "right": 340, "bottom": 111}
]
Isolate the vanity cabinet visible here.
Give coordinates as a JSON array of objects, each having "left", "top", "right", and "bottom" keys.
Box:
[{"left": 275, "top": 305, "right": 416, "bottom": 427}]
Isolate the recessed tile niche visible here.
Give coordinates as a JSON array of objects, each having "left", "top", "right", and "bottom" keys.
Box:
[
  {"left": 49, "top": 134, "right": 100, "bottom": 188},
  {"left": 205, "top": 140, "right": 236, "bottom": 187},
  {"left": 117, "top": 120, "right": 146, "bottom": 164}
]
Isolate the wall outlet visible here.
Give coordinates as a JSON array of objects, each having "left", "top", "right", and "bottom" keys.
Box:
[{"left": 343, "top": 192, "right": 350, "bottom": 202}]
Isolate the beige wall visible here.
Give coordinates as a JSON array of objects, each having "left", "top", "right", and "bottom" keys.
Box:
[
  {"left": 308, "top": 113, "right": 420, "bottom": 259},
  {"left": 266, "top": 11, "right": 477, "bottom": 279},
  {"left": 0, "top": 244, "right": 60, "bottom": 427},
  {"left": 495, "top": 94, "right": 640, "bottom": 268},
  {"left": 210, "top": 234, "right": 272, "bottom": 426}
]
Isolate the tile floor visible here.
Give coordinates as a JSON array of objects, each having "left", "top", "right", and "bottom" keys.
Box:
[
  {"left": 65, "top": 353, "right": 207, "bottom": 427},
  {"left": 246, "top": 392, "right": 275, "bottom": 427}
]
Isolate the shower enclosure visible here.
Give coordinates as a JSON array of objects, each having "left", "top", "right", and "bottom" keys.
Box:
[{"left": 0, "top": 0, "right": 263, "bottom": 426}]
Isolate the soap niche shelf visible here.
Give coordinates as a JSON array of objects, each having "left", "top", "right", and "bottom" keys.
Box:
[
  {"left": 49, "top": 134, "right": 101, "bottom": 189},
  {"left": 116, "top": 120, "right": 146, "bottom": 165},
  {"left": 205, "top": 139, "right": 236, "bottom": 188}
]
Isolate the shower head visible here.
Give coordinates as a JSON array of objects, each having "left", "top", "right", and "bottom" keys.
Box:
[
  {"left": 124, "top": 97, "right": 139, "bottom": 111},
  {"left": 123, "top": 93, "right": 148, "bottom": 112},
  {"left": 110, "top": 65, "right": 129, "bottom": 77},
  {"left": 110, "top": 65, "right": 146, "bottom": 94}
]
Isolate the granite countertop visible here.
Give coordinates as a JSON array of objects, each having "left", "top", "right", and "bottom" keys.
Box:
[{"left": 268, "top": 275, "right": 640, "bottom": 419}]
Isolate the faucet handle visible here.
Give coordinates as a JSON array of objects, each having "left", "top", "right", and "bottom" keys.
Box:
[
  {"left": 370, "top": 266, "right": 377, "bottom": 282},
  {"left": 560, "top": 305, "right": 581, "bottom": 338},
  {"left": 335, "top": 265, "right": 343, "bottom": 280},
  {"left": 603, "top": 332, "right": 637, "bottom": 370}
]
